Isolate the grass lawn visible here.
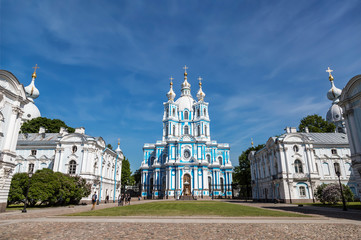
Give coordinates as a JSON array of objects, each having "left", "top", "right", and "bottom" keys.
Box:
[
  {"left": 300, "top": 202, "right": 361, "bottom": 210},
  {"left": 69, "top": 201, "right": 309, "bottom": 217}
]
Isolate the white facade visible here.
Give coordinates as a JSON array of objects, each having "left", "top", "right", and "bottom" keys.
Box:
[
  {"left": 15, "top": 127, "right": 124, "bottom": 203},
  {"left": 0, "top": 70, "right": 28, "bottom": 212},
  {"left": 339, "top": 74, "right": 361, "bottom": 196},
  {"left": 250, "top": 128, "right": 359, "bottom": 203},
  {"left": 140, "top": 68, "right": 233, "bottom": 199}
]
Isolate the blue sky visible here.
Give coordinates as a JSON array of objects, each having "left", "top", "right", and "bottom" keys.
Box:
[{"left": 1, "top": 0, "right": 361, "bottom": 171}]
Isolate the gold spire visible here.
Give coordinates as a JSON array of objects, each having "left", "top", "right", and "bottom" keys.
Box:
[
  {"left": 118, "top": 138, "right": 120, "bottom": 146},
  {"left": 170, "top": 76, "right": 174, "bottom": 86},
  {"left": 251, "top": 138, "right": 254, "bottom": 148},
  {"left": 183, "top": 65, "right": 188, "bottom": 78},
  {"left": 32, "top": 64, "right": 39, "bottom": 78},
  {"left": 326, "top": 67, "right": 334, "bottom": 81}
]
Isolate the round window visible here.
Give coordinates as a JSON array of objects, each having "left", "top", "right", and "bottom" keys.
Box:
[{"left": 184, "top": 150, "right": 191, "bottom": 159}]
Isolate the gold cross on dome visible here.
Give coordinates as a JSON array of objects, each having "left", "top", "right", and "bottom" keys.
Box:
[
  {"left": 326, "top": 67, "right": 333, "bottom": 76},
  {"left": 169, "top": 76, "right": 174, "bottom": 82},
  {"left": 118, "top": 138, "right": 120, "bottom": 145},
  {"left": 32, "top": 64, "right": 39, "bottom": 73},
  {"left": 183, "top": 65, "right": 188, "bottom": 73}
]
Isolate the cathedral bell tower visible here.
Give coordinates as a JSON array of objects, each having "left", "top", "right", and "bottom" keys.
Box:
[{"left": 163, "top": 76, "right": 178, "bottom": 140}]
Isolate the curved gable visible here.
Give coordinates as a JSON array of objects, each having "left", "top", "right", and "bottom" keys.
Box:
[{"left": 0, "top": 70, "right": 26, "bottom": 100}]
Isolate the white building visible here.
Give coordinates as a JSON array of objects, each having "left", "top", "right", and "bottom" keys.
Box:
[
  {"left": 249, "top": 128, "right": 358, "bottom": 203},
  {"left": 249, "top": 69, "right": 359, "bottom": 203},
  {"left": 140, "top": 67, "right": 233, "bottom": 199},
  {"left": 0, "top": 70, "right": 28, "bottom": 212},
  {"left": 15, "top": 127, "right": 123, "bottom": 203},
  {"left": 339, "top": 74, "right": 361, "bottom": 196}
]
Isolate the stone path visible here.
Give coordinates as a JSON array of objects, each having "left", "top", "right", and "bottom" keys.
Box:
[{"left": 0, "top": 199, "right": 360, "bottom": 239}]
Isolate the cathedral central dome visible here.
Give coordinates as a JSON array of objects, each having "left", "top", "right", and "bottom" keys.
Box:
[{"left": 175, "top": 95, "right": 195, "bottom": 111}]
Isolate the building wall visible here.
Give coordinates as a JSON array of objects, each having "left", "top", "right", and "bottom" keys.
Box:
[
  {"left": 0, "top": 70, "right": 28, "bottom": 212},
  {"left": 15, "top": 130, "right": 123, "bottom": 203},
  {"left": 339, "top": 74, "right": 361, "bottom": 197},
  {"left": 250, "top": 132, "right": 359, "bottom": 203}
]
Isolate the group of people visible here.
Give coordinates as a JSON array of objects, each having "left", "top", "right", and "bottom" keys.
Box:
[
  {"left": 118, "top": 193, "right": 131, "bottom": 206},
  {"left": 90, "top": 191, "right": 132, "bottom": 210}
]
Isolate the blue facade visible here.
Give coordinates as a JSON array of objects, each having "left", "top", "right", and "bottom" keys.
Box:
[{"left": 140, "top": 68, "right": 233, "bottom": 199}]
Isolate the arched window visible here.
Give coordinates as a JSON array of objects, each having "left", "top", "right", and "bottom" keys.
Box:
[
  {"left": 172, "top": 108, "right": 176, "bottom": 117},
  {"left": 172, "top": 125, "right": 176, "bottom": 136},
  {"left": 68, "top": 160, "right": 76, "bottom": 174},
  {"left": 166, "top": 108, "right": 169, "bottom": 117},
  {"left": 205, "top": 125, "right": 208, "bottom": 136},
  {"left": 206, "top": 155, "right": 211, "bottom": 163},
  {"left": 197, "top": 125, "right": 201, "bottom": 136},
  {"left": 294, "top": 160, "right": 303, "bottom": 173},
  {"left": 184, "top": 111, "right": 188, "bottom": 120},
  {"left": 208, "top": 176, "right": 212, "bottom": 192},
  {"left": 293, "top": 145, "right": 299, "bottom": 152},
  {"left": 334, "top": 162, "right": 340, "bottom": 175},
  {"left": 197, "top": 109, "right": 200, "bottom": 117},
  {"left": 165, "top": 125, "right": 168, "bottom": 136},
  {"left": 204, "top": 108, "right": 207, "bottom": 116},
  {"left": 72, "top": 145, "right": 77, "bottom": 153},
  {"left": 150, "top": 157, "right": 155, "bottom": 165},
  {"left": 184, "top": 125, "right": 189, "bottom": 135},
  {"left": 299, "top": 186, "right": 306, "bottom": 196},
  {"left": 323, "top": 162, "right": 330, "bottom": 175},
  {"left": 28, "top": 163, "right": 34, "bottom": 173},
  {"left": 218, "top": 156, "right": 222, "bottom": 165}
]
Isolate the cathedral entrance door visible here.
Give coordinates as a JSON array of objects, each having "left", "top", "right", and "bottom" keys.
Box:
[{"left": 183, "top": 174, "right": 191, "bottom": 196}]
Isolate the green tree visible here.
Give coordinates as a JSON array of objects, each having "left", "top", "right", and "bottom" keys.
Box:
[
  {"left": 233, "top": 144, "right": 264, "bottom": 199},
  {"left": 8, "top": 169, "right": 91, "bottom": 206},
  {"left": 298, "top": 114, "right": 335, "bottom": 133},
  {"left": 7, "top": 173, "right": 29, "bottom": 204},
  {"left": 107, "top": 144, "right": 113, "bottom": 150},
  {"left": 132, "top": 169, "right": 141, "bottom": 185},
  {"left": 121, "top": 157, "right": 132, "bottom": 187},
  {"left": 20, "top": 117, "right": 75, "bottom": 133},
  {"left": 28, "top": 168, "right": 60, "bottom": 206}
]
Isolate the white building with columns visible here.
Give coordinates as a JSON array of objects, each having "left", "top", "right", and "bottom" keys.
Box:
[
  {"left": 140, "top": 67, "right": 233, "bottom": 199},
  {"left": 249, "top": 128, "right": 358, "bottom": 203},
  {"left": 0, "top": 70, "right": 29, "bottom": 212},
  {"left": 15, "top": 127, "right": 123, "bottom": 203},
  {"left": 339, "top": 74, "right": 361, "bottom": 197},
  {"left": 249, "top": 69, "right": 359, "bottom": 203}
]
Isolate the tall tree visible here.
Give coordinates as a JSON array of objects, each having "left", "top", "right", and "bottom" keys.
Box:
[
  {"left": 233, "top": 144, "right": 264, "bottom": 199},
  {"left": 132, "top": 169, "right": 141, "bottom": 185},
  {"left": 21, "top": 117, "right": 75, "bottom": 133},
  {"left": 121, "top": 157, "right": 132, "bottom": 187},
  {"left": 298, "top": 114, "right": 335, "bottom": 133}
]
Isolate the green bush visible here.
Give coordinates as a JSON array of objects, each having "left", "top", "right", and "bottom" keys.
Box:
[
  {"left": 8, "top": 169, "right": 91, "bottom": 206},
  {"left": 314, "top": 183, "right": 354, "bottom": 204}
]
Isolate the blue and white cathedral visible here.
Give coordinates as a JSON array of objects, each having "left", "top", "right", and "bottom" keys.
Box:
[{"left": 140, "top": 66, "right": 233, "bottom": 199}]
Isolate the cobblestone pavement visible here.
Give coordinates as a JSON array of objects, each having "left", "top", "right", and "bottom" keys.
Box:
[{"left": 0, "top": 199, "right": 360, "bottom": 240}]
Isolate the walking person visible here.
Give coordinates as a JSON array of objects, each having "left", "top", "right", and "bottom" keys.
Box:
[
  {"left": 121, "top": 194, "right": 125, "bottom": 206},
  {"left": 91, "top": 191, "right": 97, "bottom": 210},
  {"left": 118, "top": 194, "right": 122, "bottom": 206},
  {"left": 128, "top": 194, "right": 131, "bottom": 205}
]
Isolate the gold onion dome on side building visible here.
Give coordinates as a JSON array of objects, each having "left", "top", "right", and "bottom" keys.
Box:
[
  {"left": 326, "top": 67, "right": 342, "bottom": 102},
  {"left": 196, "top": 76, "right": 206, "bottom": 101},
  {"left": 166, "top": 76, "right": 176, "bottom": 101}
]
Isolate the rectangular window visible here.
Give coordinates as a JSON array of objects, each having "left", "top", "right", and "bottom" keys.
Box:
[{"left": 331, "top": 149, "right": 337, "bottom": 155}]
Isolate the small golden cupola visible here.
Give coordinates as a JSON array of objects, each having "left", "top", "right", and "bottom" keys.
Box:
[
  {"left": 166, "top": 76, "right": 176, "bottom": 101},
  {"left": 25, "top": 64, "right": 40, "bottom": 100},
  {"left": 196, "top": 76, "right": 206, "bottom": 101},
  {"left": 326, "top": 67, "right": 342, "bottom": 102}
]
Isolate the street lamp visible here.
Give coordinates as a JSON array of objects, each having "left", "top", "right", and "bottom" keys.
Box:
[
  {"left": 335, "top": 170, "right": 347, "bottom": 211},
  {"left": 22, "top": 172, "right": 33, "bottom": 213}
]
